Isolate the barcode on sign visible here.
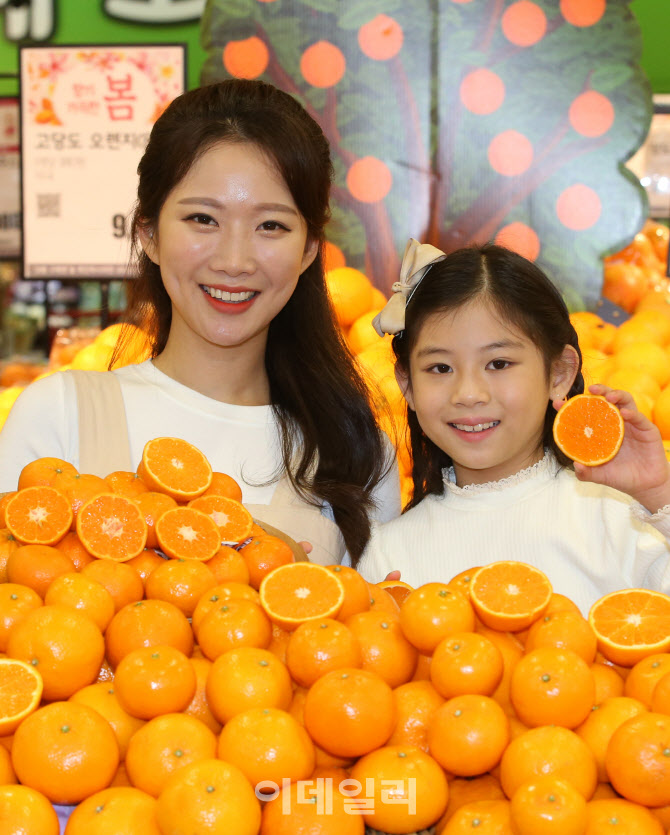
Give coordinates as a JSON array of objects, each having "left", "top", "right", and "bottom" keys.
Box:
[{"left": 37, "top": 194, "right": 61, "bottom": 218}]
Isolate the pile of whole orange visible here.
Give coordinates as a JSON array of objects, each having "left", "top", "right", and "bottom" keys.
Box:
[
  {"left": 602, "top": 220, "right": 669, "bottom": 314},
  {"left": 2, "top": 443, "right": 670, "bottom": 834},
  {"left": 323, "top": 248, "right": 413, "bottom": 505}
]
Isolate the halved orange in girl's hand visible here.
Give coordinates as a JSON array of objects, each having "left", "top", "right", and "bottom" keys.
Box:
[{"left": 553, "top": 393, "right": 624, "bottom": 466}]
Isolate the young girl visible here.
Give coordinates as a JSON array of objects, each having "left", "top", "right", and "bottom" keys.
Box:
[{"left": 358, "top": 239, "right": 670, "bottom": 614}]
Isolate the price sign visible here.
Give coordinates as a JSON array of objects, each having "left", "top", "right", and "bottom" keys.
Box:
[
  {"left": 0, "top": 98, "right": 20, "bottom": 259},
  {"left": 20, "top": 44, "right": 186, "bottom": 279}
]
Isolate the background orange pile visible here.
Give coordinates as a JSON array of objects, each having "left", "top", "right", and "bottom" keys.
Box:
[
  {"left": 1, "top": 442, "right": 670, "bottom": 833},
  {"left": 590, "top": 221, "right": 670, "bottom": 430}
]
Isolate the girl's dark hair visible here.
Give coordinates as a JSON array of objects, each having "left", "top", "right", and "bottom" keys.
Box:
[
  {"left": 114, "top": 79, "right": 390, "bottom": 562},
  {"left": 392, "top": 243, "right": 584, "bottom": 510}
]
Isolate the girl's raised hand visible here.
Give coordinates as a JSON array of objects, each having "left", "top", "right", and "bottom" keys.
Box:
[{"left": 554, "top": 384, "right": 670, "bottom": 513}]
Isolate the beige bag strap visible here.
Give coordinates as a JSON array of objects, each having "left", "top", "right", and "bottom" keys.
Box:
[
  {"left": 245, "top": 477, "right": 346, "bottom": 567},
  {"left": 68, "top": 370, "right": 133, "bottom": 477}
]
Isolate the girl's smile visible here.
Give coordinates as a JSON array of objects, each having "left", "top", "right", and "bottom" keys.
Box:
[{"left": 398, "top": 298, "right": 569, "bottom": 486}]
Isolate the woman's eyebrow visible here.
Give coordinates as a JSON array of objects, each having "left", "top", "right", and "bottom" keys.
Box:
[{"left": 176, "top": 197, "right": 298, "bottom": 216}]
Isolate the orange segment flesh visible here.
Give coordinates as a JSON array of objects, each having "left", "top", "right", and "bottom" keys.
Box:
[
  {"left": 259, "top": 562, "right": 345, "bottom": 630},
  {"left": 155, "top": 507, "right": 221, "bottom": 561},
  {"left": 0, "top": 657, "right": 43, "bottom": 735},
  {"left": 5, "top": 486, "right": 73, "bottom": 545},
  {"left": 376, "top": 580, "right": 414, "bottom": 606},
  {"left": 589, "top": 588, "right": 670, "bottom": 666},
  {"left": 553, "top": 394, "right": 624, "bottom": 466},
  {"left": 76, "top": 493, "right": 148, "bottom": 561},
  {"left": 469, "top": 560, "right": 553, "bottom": 632},
  {"left": 187, "top": 496, "right": 253, "bottom": 545},
  {"left": 140, "top": 437, "right": 212, "bottom": 501}
]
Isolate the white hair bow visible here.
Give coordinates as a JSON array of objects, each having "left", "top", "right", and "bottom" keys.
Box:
[{"left": 372, "top": 238, "right": 446, "bottom": 337}]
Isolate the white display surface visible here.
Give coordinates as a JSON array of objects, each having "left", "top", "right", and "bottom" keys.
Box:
[{"left": 20, "top": 44, "right": 185, "bottom": 279}]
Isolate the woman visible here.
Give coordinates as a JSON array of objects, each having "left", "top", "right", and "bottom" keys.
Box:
[{"left": 0, "top": 79, "right": 400, "bottom": 566}]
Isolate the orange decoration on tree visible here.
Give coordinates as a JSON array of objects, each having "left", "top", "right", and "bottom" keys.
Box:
[
  {"left": 300, "top": 40, "right": 346, "bottom": 88},
  {"left": 501, "top": 1, "right": 547, "bottom": 47},
  {"left": 346, "top": 156, "right": 393, "bottom": 203},
  {"left": 357, "top": 14, "right": 404, "bottom": 61},
  {"left": 222, "top": 36, "right": 269, "bottom": 80}
]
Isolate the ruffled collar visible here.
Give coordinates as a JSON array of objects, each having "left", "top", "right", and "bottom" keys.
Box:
[{"left": 443, "top": 449, "right": 560, "bottom": 495}]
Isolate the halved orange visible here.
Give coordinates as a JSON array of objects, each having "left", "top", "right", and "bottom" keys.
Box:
[
  {"left": 588, "top": 588, "right": 670, "bottom": 667},
  {"left": 155, "top": 507, "right": 221, "bottom": 561},
  {"left": 76, "top": 493, "right": 148, "bottom": 562},
  {"left": 553, "top": 394, "right": 624, "bottom": 466},
  {"left": 376, "top": 579, "right": 414, "bottom": 606},
  {"left": 139, "top": 437, "right": 212, "bottom": 501},
  {"left": 5, "top": 486, "right": 73, "bottom": 545},
  {"left": 187, "top": 495, "right": 253, "bottom": 545},
  {"left": 469, "top": 560, "right": 553, "bottom": 632},
  {"left": 259, "top": 562, "right": 345, "bottom": 631},
  {"left": 0, "top": 657, "right": 43, "bottom": 735}
]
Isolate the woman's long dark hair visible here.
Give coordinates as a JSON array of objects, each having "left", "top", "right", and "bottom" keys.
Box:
[
  {"left": 113, "top": 79, "right": 391, "bottom": 562},
  {"left": 393, "top": 243, "right": 584, "bottom": 510}
]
